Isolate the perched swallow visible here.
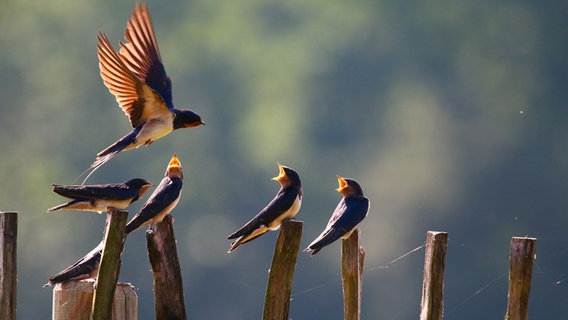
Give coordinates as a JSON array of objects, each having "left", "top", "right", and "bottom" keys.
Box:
[
  {"left": 44, "top": 241, "right": 103, "bottom": 287},
  {"left": 125, "top": 154, "right": 184, "bottom": 234},
  {"left": 47, "top": 178, "right": 153, "bottom": 213},
  {"left": 227, "top": 163, "right": 303, "bottom": 253},
  {"left": 304, "top": 176, "right": 369, "bottom": 256},
  {"left": 85, "top": 3, "right": 203, "bottom": 181}
]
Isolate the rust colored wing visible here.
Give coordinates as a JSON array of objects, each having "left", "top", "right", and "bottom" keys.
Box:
[
  {"left": 118, "top": 3, "right": 174, "bottom": 108},
  {"left": 97, "top": 32, "right": 170, "bottom": 128}
]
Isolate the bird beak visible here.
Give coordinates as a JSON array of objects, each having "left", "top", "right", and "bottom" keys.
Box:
[
  {"left": 336, "top": 176, "right": 348, "bottom": 193},
  {"left": 166, "top": 154, "right": 184, "bottom": 179},
  {"left": 271, "top": 162, "right": 286, "bottom": 182}
]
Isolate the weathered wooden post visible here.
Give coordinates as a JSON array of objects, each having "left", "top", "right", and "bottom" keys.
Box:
[
  {"left": 0, "top": 212, "right": 17, "bottom": 320},
  {"left": 505, "top": 237, "right": 536, "bottom": 320},
  {"left": 419, "top": 231, "right": 448, "bottom": 320},
  {"left": 263, "top": 219, "right": 303, "bottom": 320},
  {"left": 53, "top": 281, "right": 137, "bottom": 320},
  {"left": 342, "top": 228, "right": 365, "bottom": 320},
  {"left": 146, "top": 214, "right": 187, "bottom": 320},
  {"left": 91, "top": 208, "right": 128, "bottom": 320}
]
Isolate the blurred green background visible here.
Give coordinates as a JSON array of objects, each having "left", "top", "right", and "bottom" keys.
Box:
[{"left": 2, "top": 0, "right": 567, "bottom": 318}]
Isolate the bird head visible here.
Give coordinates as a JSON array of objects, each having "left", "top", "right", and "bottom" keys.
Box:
[
  {"left": 336, "top": 176, "right": 364, "bottom": 197},
  {"left": 166, "top": 154, "right": 184, "bottom": 179},
  {"left": 271, "top": 163, "right": 301, "bottom": 188},
  {"left": 173, "top": 109, "right": 205, "bottom": 129},
  {"left": 125, "top": 178, "right": 154, "bottom": 197}
]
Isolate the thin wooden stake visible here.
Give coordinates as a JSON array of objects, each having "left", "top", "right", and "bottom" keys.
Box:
[
  {"left": 146, "top": 214, "right": 187, "bottom": 320},
  {"left": 263, "top": 219, "right": 303, "bottom": 320},
  {"left": 420, "top": 231, "right": 448, "bottom": 320},
  {"left": 0, "top": 212, "right": 17, "bottom": 320},
  {"left": 342, "top": 228, "right": 365, "bottom": 320},
  {"left": 91, "top": 208, "right": 128, "bottom": 320},
  {"left": 505, "top": 237, "right": 536, "bottom": 320}
]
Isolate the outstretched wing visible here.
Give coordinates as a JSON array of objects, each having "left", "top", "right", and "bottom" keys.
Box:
[
  {"left": 118, "top": 3, "right": 173, "bottom": 108},
  {"left": 97, "top": 33, "right": 170, "bottom": 128}
]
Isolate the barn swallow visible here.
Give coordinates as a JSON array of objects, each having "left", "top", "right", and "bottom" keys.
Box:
[
  {"left": 84, "top": 3, "right": 203, "bottom": 182},
  {"left": 124, "top": 154, "right": 184, "bottom": 234},
  {"left": 43, "top": 241, "right": 103, "bottom": 287},
  {"left": 304, "top": 176, "right": 369, "bottom": 255},
  {"left": 227, "top": 163, "right": 303, "bottom": 253},
  {"left": 47, "top": 178, "right": 153, "bottom": 213}
]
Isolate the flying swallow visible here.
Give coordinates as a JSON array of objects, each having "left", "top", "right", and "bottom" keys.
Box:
[
  {"left": 44, "top": 241, "right": 103, "bottom": 287},
  {"left": 84, "top": 3, "right": 203, "bottom": 181},
  {"left": 227, "top": 163, "right": 303, "bottom": 253},
  {"left": 124, "top": 154, "right": 184, "bottom": 234},
  {"left": 304, "top": 176, "right": 369, "bottom": 256},
  {"left": 47, "top": 178, "right": 153, "bottom": 213}
]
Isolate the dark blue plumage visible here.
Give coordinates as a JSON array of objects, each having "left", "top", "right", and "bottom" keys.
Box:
[
  {"left": 48, "top": 178, "right": 153, "bottom": 213},
  {"left": 44, "top": 241, "right": 103, "bottom": 287},
  {"left": 125, "top": 154, "right": 184, "bottom": 234},
  {"left": 305, "top": 177, "right": 369, "bottom": 255},
  {"left": 227, "top": 163, "right": 303, "bottom": 253}
]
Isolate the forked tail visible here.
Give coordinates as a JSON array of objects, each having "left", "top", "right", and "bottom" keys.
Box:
[
  {"left": 73, "top": 151, "right": 119, "bottom": 184},
  {"left": 74, "top": 129, "right": 139, "bottom": 184}
]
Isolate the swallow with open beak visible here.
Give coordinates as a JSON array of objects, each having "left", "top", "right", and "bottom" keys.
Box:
[
  {"left": 304, "top": 176, "right": 369, "bottom": 256},
  {"left": 47, "top": 178, "right": 153, "bottom": 213},
  {"left": 43, "top": 241, "right": 103, "bottom": 287},
  {"left": 85, "top": 3, "right": 203, "bottom": 181},
  {"left": 125, "top": 154, "right": 184, "bottom": 234},
  {"left": 227, "top": 163, "right": 302, "bottom": 253}
]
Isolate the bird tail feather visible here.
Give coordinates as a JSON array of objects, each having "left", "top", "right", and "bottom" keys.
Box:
[
  {"left": 304, "top": 228, "right": 339, "bottom": 255},
  {"left": 227, "top": 232, "right": 265, "bottom": 253},
  {"left": 46, "top": 203, "right": 70, "bottom": 212},
  {"left": 72, "top": 151, "right": 119, "bottom": 185}
]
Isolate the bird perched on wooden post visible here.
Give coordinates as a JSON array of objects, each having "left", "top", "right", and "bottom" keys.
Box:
[
  {"left": 44, "top": 241, "right": 103, "bottom": 287},
  {"left": 227, "top": 163, "right": 303, "bottom": 253},
  {"left": 47, "top": 178, "right": 153, "bottom": 213},
  {"left": 304, "top": 176, "right": 369, "bottom": 255},
  {"left": 124, "top": 154, "right": 184, "bottom": 234},
  {"left": 83, "top": 3, "right": 204, "bottom": 182}
]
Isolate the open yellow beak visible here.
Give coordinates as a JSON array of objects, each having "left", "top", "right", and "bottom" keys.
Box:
[
  {"left": 166, "top": 154, "right": 184, "bottom": 179},
  {"left": 271, "top": 162, "right": 286, "bottom": 182},
  {"left": 336, "top": 176, "right": 348, "bottom": 193}
]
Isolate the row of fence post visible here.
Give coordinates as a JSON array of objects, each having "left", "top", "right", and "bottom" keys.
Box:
[
  {"left": 417, "top": 232, "right": 536, "bottom": 320},
  {"left": 0, "top": 211, "right": 538, "bottom": 319}
]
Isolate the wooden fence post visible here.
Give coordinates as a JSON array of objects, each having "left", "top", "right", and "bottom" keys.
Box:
[
  {"left": 505, "top": 237, "right": 536, "bottom": 320},
  {"left": 263, "top": 219, "right": 303, "bottom": 320},
  {"left": 0, "top": 212, "right": 17, "bottom": 320},
  {"left": 146, "top": 214, "right": 187, "bottom": 320},
  {"left": 419, "top": 231, "right": 448, "bottom": 320},
  {"left": 53, "top": 281, "right": 137, "bottom": 320},
  {"left": 342, "top": 228, "right": 365, "bottom": 320},
  {"left": 91, "top": 208, "right": 128, "bottom": 320}
]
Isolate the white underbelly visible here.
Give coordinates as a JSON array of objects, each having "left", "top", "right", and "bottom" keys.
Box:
[
  {"left": 135, "top": 117, "right": 174, "bottom": 146},
  {"left": 268, "top": 195, "right": 302, "bottom": 230},
  {"left": 95, "top": 199, "right": 133, "bottom": 211},
  {"left": 151, "top": 191, "right": 181, "bottom": 225}
]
